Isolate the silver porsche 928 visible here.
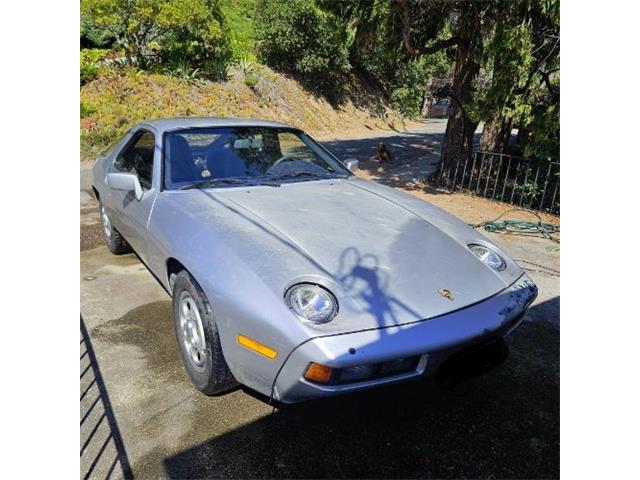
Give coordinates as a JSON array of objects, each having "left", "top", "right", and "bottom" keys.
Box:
[{"left": 92, "top": 117, "right": 537, "bottom": 404}]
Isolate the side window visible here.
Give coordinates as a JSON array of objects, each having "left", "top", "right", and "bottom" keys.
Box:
[
  {"left": 113, "top": 130, "right": 155, "bottom": 188},
  {"left": 279, "top": 132, "right": 313, "bottom": 159}
]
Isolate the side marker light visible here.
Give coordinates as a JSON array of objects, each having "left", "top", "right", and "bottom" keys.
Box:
[{"left": 237, "top": 334, "right": 277, "bottom": 359}]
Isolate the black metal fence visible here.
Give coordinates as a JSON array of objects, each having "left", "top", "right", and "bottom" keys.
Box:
[
  {"left": 436, "top": 150, "right": 560, "bottom": 214},
  {"left": 81, "top": 316, "right": 133, "bottom": 479}
]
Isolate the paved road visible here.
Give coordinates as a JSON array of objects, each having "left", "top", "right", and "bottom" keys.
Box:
[{"left": 80, "top": 121, "right": 558, "bottom": 479}]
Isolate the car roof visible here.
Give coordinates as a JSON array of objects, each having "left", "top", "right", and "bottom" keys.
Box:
[{"left": 138, "top": 117, "right": 296, "bottom": 135}]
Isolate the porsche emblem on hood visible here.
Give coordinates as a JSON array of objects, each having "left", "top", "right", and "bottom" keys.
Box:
[{"left": 438, "top": 288, "right": 455, "bottom": 301}]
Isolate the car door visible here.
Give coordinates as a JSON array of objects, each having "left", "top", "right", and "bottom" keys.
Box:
[{"left": 108, "top": 128, "right": 158, "bottom": 261}]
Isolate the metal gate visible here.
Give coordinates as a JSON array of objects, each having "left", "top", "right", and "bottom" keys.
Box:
[{"left": 436, "top": 150, "right": 560, "bottom": 214}]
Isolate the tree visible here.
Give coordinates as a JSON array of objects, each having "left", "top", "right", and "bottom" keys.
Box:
[
  {"left": 80, "top": 0, "right": 231, "bottom": 77},
  {"left": 436, "top": 2, "right": 488, "bottom": 183},
  {"left": 254, "top": 0, "right": 351, "bottom": 96},
  {"left": 329, "top": 0, "right": 491, "bottom": 178},
  {"left": 476, "top": 0, "right": 559, "bottom": 158},
  {"left": 476, "top": 2, "right": 535, "bottom": 153},
  {"left": 323, "top": 0, "right": 559, "bottom": 173},
  {"left": 318, "top": 0, "right": 451, "bottom": 115}
]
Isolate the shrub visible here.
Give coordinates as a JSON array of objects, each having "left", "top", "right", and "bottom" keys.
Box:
[
  {"left": 157, "top": 0, "right": 232, "bottom": 79},
  {"left": 80, "top": 48, "right": 109, "bottom": 84},
  {"left": 244, "top": 72, "right": 259, "bottom": 89},
  {"left": 81, "top": 0, "right": 232, "bottom": 79},
  {"left": 164, "top": 61, "right": 203, "bottom": 84},
  {"left": 254, "top": 0, "right": 350, "bottom": 95},
  {"left": 221, "top": 0, "right": 258, "bottom": 62}
]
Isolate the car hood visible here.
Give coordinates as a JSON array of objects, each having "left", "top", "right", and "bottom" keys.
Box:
[{"left": 215, "top": 179, "right": 508, "bottom": 328}]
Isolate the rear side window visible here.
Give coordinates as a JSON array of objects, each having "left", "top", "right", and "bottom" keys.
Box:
[{"left": 113, "top": 130, "right": 155, "bottom": 188}]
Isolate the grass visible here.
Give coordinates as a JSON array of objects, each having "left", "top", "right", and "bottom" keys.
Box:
[{"left": 80, "top": 64, "right": 415, "bottom": 162}]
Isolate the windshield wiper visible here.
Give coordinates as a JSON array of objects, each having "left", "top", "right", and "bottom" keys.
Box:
[
  {"left": 267, "top": 172, "right": 332, "bottom": 181},
  {"left": 178, "top": 177, "right": 280, "bottom": 190},
  {"left": 178, "top": 178, "right": 247, "bottom": 190}
]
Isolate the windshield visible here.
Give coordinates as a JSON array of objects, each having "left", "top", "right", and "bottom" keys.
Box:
[{"left": 163, "top": 127, "right": 350, "bottom": 190}]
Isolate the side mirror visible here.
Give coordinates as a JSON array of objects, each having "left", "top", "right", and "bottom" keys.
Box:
[
  {"left": 107, "top": 172, "right": 143, "bottom": 200},
  {"left": 344, "top": 158, "right": 359, "bottom": 171}
]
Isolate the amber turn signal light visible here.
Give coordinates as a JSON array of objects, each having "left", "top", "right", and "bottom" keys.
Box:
[
  {"left": 304, "top": 362, "right": 334, "bottom": 384},
  {"left": 236, "top": 334, "right": 277, "bottom": 359}
]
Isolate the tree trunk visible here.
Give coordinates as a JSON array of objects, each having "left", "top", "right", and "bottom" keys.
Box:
[
  {"left": 439, "top": 7, "right": 483, "bottom": 186},
  {"left": 421, "top": 90, "right": 431, "bottom": 118},
  {"left": 480, "top": 116, "right": 513, "bottom": 153}
]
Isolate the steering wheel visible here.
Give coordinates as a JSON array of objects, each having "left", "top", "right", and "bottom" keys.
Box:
[
  {"left": 266, "top": 155, "right": 297, "bottom": 174},
  {"left": 133, "top": 152, "right": 151, "bottom": 180}
]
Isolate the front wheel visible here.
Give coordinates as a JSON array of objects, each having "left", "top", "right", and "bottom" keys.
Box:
[
  {"left": 99, "top": 200, "right": 131, "bottom": 255},
  {"left": 172, "top": 270, "right": 237, "bottom": 395}
]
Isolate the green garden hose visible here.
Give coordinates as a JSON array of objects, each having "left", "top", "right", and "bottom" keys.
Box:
[{"left": 471, "top": 208, "right": 560, "bottom": 242}]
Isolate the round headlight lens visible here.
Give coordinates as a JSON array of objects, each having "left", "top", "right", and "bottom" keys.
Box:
[
  {"left": 285, "top": 283, "right": 338, "bottom": 324},
  {"left": 469, "top": 244, "right": 506, "bottom": 271}
]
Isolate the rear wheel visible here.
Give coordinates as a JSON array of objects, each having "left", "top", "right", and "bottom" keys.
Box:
[
  {"left": 99, "top": 201, "right": 131, "bottom": 254},
  {"left": 172, "top": 270, "right": 237, "bottom": 395}
]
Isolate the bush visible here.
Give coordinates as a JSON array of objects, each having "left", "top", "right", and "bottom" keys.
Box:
[
  {"left": 254, "top": 0, "right": 350, "bottom": 95},
  {"left": 80, "top": 48, "right": 109, "bottom": 84},
  {"left": 157, "top": 0, "right": 232, "bottom": 79},
  {"left": 244, "top": 72, "right": 259, "bottom": 89},
  {"left": 221, "top": 0, "right": 258, "bottom": 62},
  {"left": 81, "top": 0, "right": 232, "bottom": 79},
  {"left": 390, "top": 87, "right": 420, "bottom": 117}
]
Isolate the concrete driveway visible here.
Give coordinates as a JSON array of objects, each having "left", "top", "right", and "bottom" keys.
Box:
[{"left": 81, "top": 124, "right": 559, "bottom": 479}]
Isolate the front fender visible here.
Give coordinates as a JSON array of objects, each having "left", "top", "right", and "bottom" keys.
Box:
[{"left": 147, "top": 191, "right": 338, "bottom": 396}]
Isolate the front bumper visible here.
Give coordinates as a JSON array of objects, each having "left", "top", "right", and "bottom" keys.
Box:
[{"left": 272, "top": 274, "right": 537, "bottom": 403}]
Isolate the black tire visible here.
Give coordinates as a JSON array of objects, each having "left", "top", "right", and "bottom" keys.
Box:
[
  {"left": 172, "top": 270, "right": 237, "bottom": 395},
  {"left": 99, "top": 200, "right": 132, "bottom": 255}
]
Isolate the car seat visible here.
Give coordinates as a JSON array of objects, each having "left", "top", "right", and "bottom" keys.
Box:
[
  {"left": 207, "top": 141, "right": 247, "bottom": 178},
  {"left": 166, "top": 135, "right": 199, "bottom": 184}
]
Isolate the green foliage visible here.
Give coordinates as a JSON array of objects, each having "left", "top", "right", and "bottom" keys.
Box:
[
  {"left": 233, "top": 56, "right": 259, "bottom": 88},
  {"left": 81, "top": 14, "right": 116, "bottom": 48},
  {"left": 79, "top": 0, "right": 559, "bottom": 166},
  {"left": 80, "top": 48, "right": 109, "bottom": 84},
  {"left": 322, "top": 0, "right": 559, "bottom": 163},
  {"left": 223, "top": 54, "right": 258, "bottom": 88},
  {"left": 221, "top": 0, "right": 258, "bottom": 61},
  {"left": 244, "top": 72, "right": 259, "bottom": 89},
  {"left": 254, "top": 0, "right": 351, "bottom": 95},
  {"left": 157, "top": 0, "right": 231, "bottom": 78},
  {"left": 80, "top": 101, "right": 96, "bottom": 118},
  {"left": 389, "top": 54, "right": 450, "bottom": 117},
  {"left": 520, "top": 87, "right": 560, "bottom": 161},
  {"left": 517, "top": 176, "right": 542, "bottom": 201},
  {"left": 163, "top": 59, "right": 204, "bottom": 84},
  {"left": 472, "top": 0, "right": 560, "bottom": 160},
  {"left": 237, "top": 56, "right": 256, "bottom": 75},
  {"left": 318, "top": 0, "right": 452, "bottom": 116},
  {"left": 471, "top": 20, "right": 535, "bottom": 124},
  {"left": 80, "top": 0, "right": 232, "bottom": 79}
]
